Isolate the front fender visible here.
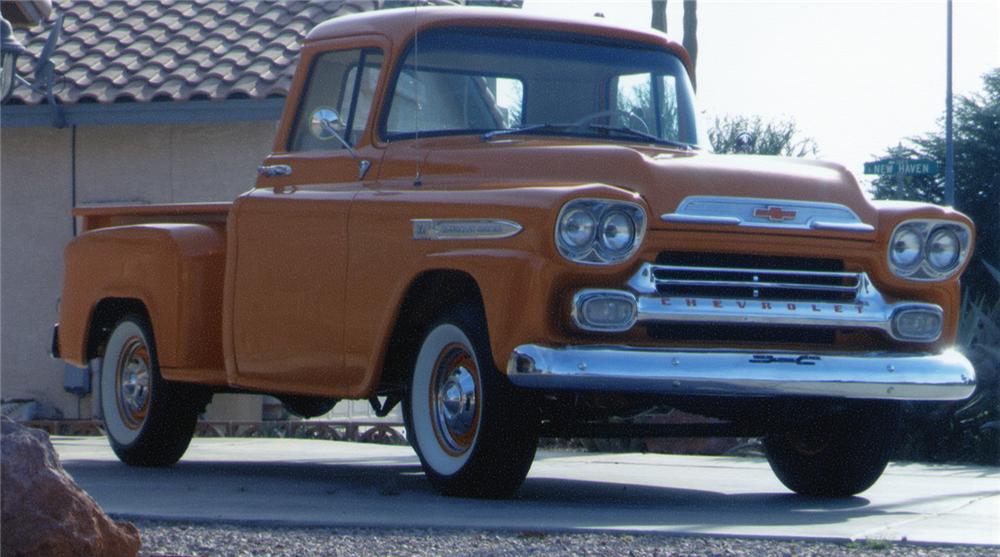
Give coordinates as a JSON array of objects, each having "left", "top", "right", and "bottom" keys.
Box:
[{"left": 346, "top": 182, "right": 648, "bottom": 395}]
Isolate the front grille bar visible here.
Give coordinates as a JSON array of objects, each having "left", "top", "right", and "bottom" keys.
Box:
[
  {"left": 633, "top": 263, "right": 863, "bottom": 300},
  {"left": 621, "top": 262, "right": 943, "bottom": 342},
  {"left": 656, "top": 277, "right": 860, "bottom": 293}
]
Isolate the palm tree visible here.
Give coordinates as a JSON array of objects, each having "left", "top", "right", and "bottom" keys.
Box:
[
  {"left": 651, "top": 0, "right": 667, "bottom": 32},
  {"left": 651, "top": 0, "right": 698, "bottom": 91},
  {"left": 683, "top": 0, "right": 697, "bottom": 90}
]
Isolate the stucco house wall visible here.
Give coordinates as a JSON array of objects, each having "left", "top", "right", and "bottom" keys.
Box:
[
  {"left": 75, "top": 121, "right": 276, "bottom": 204},
  {"left": 2, "top": 120, "right": 276, "bottom": 420},
  {"left": 2, "top": 126, "right": 76, "bottom": 416}
]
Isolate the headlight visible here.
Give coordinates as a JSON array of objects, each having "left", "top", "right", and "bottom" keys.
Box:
[
  {"left": 556, "top": 199, "right": 646, "bottom": 264},
  {"left": 889, "top": 226, "right": 922, "bottom": 269},
  {"left": 887, "top": 220, "right": 971, "bottom": 280},
  {"left": 926, "top": 227, "right": 960, "bottom": 271},
  {"left": 559, "top": 209, "right": 596, "bottom": 248}
]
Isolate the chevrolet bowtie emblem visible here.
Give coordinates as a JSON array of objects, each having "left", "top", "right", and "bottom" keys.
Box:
[{"left": 753, "top": 206, "right": 797, "bottom": 222}]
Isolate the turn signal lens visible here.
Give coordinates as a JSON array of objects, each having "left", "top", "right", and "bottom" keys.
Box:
[
  {"left": 573, "top": 290, "right": 638, "bottom": 332},
  {"left": 891, "top": 307, "right": 943, "bottom": 342}
]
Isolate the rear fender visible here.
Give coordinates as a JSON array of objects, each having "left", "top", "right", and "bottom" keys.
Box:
[{"left": 59, "top": 224, "right": 226, "bottom": 372}]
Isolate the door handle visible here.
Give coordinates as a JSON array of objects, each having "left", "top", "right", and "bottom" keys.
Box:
[{"left": 258, "top": 164, "right": 293, "bottom": 177}]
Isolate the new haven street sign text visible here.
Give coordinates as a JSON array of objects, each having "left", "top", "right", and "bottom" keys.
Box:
[{"left": 864, "top": 159, "right": 940, "bottom": 176}]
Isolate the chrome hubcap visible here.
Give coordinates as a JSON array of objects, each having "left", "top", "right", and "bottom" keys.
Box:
[
  {"left": 116, "top": 337, "right": 151, "bottom": 429},
  {"left": 432, "top": 345, "right": 480, "bottom": 454}
]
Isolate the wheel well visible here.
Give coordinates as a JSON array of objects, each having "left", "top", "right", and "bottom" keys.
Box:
[
  {"left": 379, "top": 270, "right": 486, "bottom": 393},
  {"left": 87, "top": 298, "right": 149, "bottom": 360}
]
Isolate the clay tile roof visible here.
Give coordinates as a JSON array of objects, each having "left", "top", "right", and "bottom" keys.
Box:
[{"left": 6, "top": 0, "right": 472, "bottom": 106}]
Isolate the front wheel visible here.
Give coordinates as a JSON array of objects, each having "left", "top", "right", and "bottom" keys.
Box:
[
  {"left": 100, "top": 314, "right": 208, "bottom": 467},
  {"left": 764, "top": 402, "right": 900, "bottom": 497},
  {"left": 405, "top": 306, "right": 538, "bottom": 498}
]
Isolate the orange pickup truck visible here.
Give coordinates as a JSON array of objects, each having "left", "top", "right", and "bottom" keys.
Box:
[{"left": 53, "top": 7, "right": 976, "bottom": 499}]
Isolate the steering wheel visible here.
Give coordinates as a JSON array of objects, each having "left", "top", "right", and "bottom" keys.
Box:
[{"left": 572, "top": 109, "right": 651, "bottom": 134}]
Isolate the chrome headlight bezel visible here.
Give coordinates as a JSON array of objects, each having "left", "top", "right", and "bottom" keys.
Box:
[
  {"left": 556, "top": 198, "right": 646, "bottom": 265},
  {"left": 887, "top": 219, "right": 971, "bottom": 281}
]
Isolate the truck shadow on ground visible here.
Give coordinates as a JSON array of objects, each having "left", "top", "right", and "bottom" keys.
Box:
[{"left": 59, "top": 457, "right": 979, "bottom": 532}]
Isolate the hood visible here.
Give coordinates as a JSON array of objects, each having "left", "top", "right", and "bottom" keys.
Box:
[{"left": 418, "top": 140, "right": 877, "bottom": 231}]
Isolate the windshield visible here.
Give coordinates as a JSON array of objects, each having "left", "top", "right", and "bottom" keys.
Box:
[{"left": 383, "top": 28, "right": 704, "bottom": 148}]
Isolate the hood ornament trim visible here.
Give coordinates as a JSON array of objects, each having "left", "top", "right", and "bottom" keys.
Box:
[{"left": 661, "top": 196, "right": 874, "bottom": 233}]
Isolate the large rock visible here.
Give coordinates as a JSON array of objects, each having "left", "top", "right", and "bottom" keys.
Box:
[{"left": 1, "top": 416, "right": 140, "bottom": 557}]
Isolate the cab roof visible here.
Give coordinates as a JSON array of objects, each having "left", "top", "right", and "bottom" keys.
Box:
[{"left": 305, "top": 7, "right": 691, "bottom": 71}]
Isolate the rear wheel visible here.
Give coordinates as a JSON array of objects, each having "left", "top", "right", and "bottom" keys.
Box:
[
  {"left": 405, "top": 305, "right": 538, "bottom": 498},
  {"left": 100, "top": 314, "right": 208, "bottom": 466},
  {"left": 764, "top": 402, "right": 900, "bottom": 497}
]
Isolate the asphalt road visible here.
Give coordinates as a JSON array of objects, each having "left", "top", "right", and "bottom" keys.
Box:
[{"left": 54, "top": 437, "right": 1000, "bottom": 546}]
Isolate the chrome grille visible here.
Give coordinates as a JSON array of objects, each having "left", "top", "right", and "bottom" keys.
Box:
[{"left": 650, "top": 263, "right": 861, "bottom": 302}]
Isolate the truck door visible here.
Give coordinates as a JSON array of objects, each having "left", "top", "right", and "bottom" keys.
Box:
[{"left": 229, "top": 46, "right": 385, "bottom": 398}]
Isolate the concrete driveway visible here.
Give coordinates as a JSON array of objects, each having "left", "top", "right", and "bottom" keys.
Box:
[{"left": 54, "top": 437, "right": 1000, "bottom": 546}]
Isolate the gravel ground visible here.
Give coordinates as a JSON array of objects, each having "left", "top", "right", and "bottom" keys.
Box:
[{"left": 135, "top": 519, "right": 995, "bottom": 557}]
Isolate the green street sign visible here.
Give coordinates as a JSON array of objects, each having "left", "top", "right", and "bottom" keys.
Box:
[{"left": 863, "top": 158, "right": 940, "bottom": 176}]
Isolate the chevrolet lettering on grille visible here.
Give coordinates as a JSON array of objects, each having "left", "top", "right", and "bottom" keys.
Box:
[{"left": 659, "top": 298, "right": 867, "bottom": 314}]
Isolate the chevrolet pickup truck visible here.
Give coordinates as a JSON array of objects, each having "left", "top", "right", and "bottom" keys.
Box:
[{"left": 53, "top": 7, "right": 977, "bottom": 499}]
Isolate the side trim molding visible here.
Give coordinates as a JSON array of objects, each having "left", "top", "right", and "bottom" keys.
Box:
[{"left": 411, "top": 219, "right": 523, "bottom": 240}]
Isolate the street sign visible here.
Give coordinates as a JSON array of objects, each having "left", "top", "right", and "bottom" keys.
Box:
[{"left": 863, "top": 158, "right": 940, "bottom": 176}]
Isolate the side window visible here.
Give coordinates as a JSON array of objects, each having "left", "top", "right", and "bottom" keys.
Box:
[
  {"left": 615, "top": 72, "right": 680, "bottom": 141},
  {"left": 490, "top": 77, "right": 524, "bottom": 129},
  {"left": 288, "top": 49, "right": 384, "bottom": 152}
]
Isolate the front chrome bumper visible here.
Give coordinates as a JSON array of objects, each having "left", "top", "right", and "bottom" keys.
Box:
[{"left": 507, "top": 345, "right": 976, "bottom": 401}]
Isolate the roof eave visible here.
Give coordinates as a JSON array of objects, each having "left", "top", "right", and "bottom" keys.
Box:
[{"left": 1, "top": 97, "right": 286, "bottom": 128}]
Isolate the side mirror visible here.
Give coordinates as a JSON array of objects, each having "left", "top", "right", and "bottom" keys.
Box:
[
  {"left": 308, "top": 107, "right": 359, "bottom": 158},
  {"left": 309, "top": 107, "right": 342, "bottom": 140}
]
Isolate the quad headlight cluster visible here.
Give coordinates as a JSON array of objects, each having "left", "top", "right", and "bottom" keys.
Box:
[
  {"left": 888, "top": 220, "right": 971, "bottom": 280},
  {"left": 556, "top": 199, "right": 646, "bottom": 264}
]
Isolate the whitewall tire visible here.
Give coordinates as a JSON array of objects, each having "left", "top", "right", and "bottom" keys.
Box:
[
  {"left": 406, "top": 305, "right": 538, "bottom": 498},
  {"left": 100, "top": 314, "right": 208, "bottom": 467}
]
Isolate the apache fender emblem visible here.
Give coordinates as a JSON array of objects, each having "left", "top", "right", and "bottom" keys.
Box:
[{"left": 411, "top": 219, "right": 523, "bottom": 240}]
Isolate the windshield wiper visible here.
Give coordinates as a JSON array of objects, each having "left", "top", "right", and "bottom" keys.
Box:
[
  {"left": 484, "top": 123, "right": 697, "bottom": 151},
  {"left": 587, "top": 124, "right": 695, "bottom": 150},
  {"left": 482, "top": 124, "right": 577, "bottom": 141}
]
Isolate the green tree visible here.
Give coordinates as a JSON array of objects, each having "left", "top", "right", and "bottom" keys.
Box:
[
  {"left": 871, "top": 70, "right": 1000, "bottom": 465},
  {"left": 870, "top": 68, "right": 1000, "bottom": 289},
  {"left": 708, "top": 114, "right": 818, "bottom": 157}
]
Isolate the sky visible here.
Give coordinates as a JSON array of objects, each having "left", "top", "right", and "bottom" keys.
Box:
[{"left": 522, "top": 0, "right": 1000, "bottom": 187}]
